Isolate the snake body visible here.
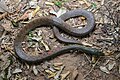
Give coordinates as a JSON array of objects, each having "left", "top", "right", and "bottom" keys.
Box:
[
  {"left": 53, "top": 9, "right": 95, "bottom": 43},
  {"left": 14, "top": 9, "right": 104, "bottom": 63}
]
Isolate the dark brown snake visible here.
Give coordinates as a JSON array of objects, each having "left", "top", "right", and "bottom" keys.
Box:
[{"left": 14, "top": 9, "right": 104, "bottom": 63}]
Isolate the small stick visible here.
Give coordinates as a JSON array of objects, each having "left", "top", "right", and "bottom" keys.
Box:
[
  {"left": 83, "top": 57, "right": 101, "bottom": 79},
  {"left": 0, "top": 12, "right": 8, "bottom": 20}
]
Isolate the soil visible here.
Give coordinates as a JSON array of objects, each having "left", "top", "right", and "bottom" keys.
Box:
[{"left": 0, "top": 0, "right": 120, "bottom": 80}]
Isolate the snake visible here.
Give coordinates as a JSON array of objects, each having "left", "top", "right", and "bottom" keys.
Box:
[{"left": 14, "top": 9, "right": 104, "bottom": 63}]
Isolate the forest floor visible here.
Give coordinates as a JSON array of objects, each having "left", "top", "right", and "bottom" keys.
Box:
[{"left": 0, "top": 0, "right": 120, "bottom": 80}]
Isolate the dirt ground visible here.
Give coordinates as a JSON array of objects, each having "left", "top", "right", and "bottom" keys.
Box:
[{"left": 0, "top": 0, "right": 120, "bottom": 80}]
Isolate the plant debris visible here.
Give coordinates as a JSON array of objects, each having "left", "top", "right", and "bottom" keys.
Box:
[
  {"left": 0, "top": 0, "right": 120, "bottom": 80},
  {"left": 13, "top": 68, "right": 22, "bottom": 74},
  {"left": 100, "top": 66, "right": 110, "bottom": 74}
]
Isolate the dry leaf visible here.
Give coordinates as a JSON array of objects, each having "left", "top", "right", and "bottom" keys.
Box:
[
  {"left": 45, "top": 2, "right": 54, "bottom": 6},
  {"left": 30, "top": 6, "right": 40, "bottom": 19},
  {"left": 45, "top": 70, "right": 54, "bottom": 74},
  {"left": 29, "top": 0, "right": 38, "bottom": 8},
  {"left": 100, "top": 66, "right": 110, "bottom": 74},
  {"left": 33, "top": 66, "right": 38, "bottom": 75},
  {"left": 0, "top": 55, "right": 11, "bottom": 71},
  {"left": 49, "top": 9, "right": 57, "bottom": 16},
  {"left": 56, "top": 8, "right": 66, "bottom": 17},
  {"left": 41, "top": 40, "right": 50, "bottom": 51},
  {"left": 7, "top": 67, "right": 12, "bottom": 79},
  {"left": 16, "top": 3, "right": 25, "bottom": 13},
  {"left": 115, "top": 53, "right": 120, "bottom": 59},
  {"left": 50, "top": 8, "right": 66, "bottom": 17},
  {"left": 17, "top": 10, "right": 32, "bottom": 22},
  {"left": 53, "top": 62, "right": 63, "bottom": 67},
  {"left": 53, "top": 66, "right": 61, "bottom": 71},
  {"left": 79, "top": 1, "right": 85, "bottom": 4},
  {"left": 49, "top": 66, "right": 56, "bottom": 72},
  {"left": 45, "top": 69, "right": 56, "bottom": 78},
  {"left": 108, "top": 61, "right": 116, "bottom": 70},
  {"left": 61, "top": 71, "right": 70, "bottom": 80},
  {"left": 0, "top": 12, "right": 8, "bottom": 20},
  {"left": 83, "top": 0, "right": 91, "bottom": 7},
  {"left": 13, "top": 68, "right": 22, "bottom": 74},
  {"left": 48, "top": 72, "right": 56, "bottom": 79},
  {"left": 2, "top": 21, "right": 12, "bottom": 32},
  {"left": 31, "top": 36, "right": 42, "bottom": 42},
  {"left": 0, "top": 1, "right": 10, "bottom": 13},
  {"left": 54, "top": 65, "right": 65, "bottom": 79},
  {"left": 101, "top": 0, "right": 104, "bottom": 5},
  {"left": 81, "top": 42, "right": 93, "bottom": 46}
]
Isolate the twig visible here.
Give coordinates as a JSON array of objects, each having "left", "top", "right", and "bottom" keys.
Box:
[
  {"left": 83, "top": 57, "right": 101, "bottom": 79},
  {"left": 104, "top": 5, "right": 117, "bottom": 27},
  {"left": 84, "top": 53, "right": 91, "bottom": 63},
  {"left": 0, "top": 30, "right": 6, "bottom": 43}
]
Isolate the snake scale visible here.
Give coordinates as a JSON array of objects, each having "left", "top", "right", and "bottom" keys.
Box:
[{"left": 14, "top": 9, "right": 104, "bottom": 63}]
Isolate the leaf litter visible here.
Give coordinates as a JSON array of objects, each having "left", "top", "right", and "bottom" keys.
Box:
[{"left": 0, "top": 0, "right": 120, "bottom": 80}]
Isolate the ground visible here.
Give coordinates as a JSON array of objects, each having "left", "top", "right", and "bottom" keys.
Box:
[{"left": 0, "top": 0, "right": 120, "bottom": 80}]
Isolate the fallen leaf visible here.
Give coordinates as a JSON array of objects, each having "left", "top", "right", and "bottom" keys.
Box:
[
  {"left": 79, "top": 1, "right": 85, "bottom": 5},
  {"left": 30, "top": 6, "right": 40, "bottom": 19},
  {"left": 81, "top": 42, "right": 93, "bottom": 46},
  {"left": 33, "top": 66, "right": 38, "bottom": 75},
  {"left": 31, "top": 36, "right": 42, "bottom": 42},
  {"left": 42, "top": 61, "right": 50, "bottom": 69},
  {"left": 0, "top": 65, "right": 12, "bottom": 79},
  {"left": 41, "top": 40, "right": 50, "bottom": 51},
  {"left": 0, "top": 56, "right": 11, "bottom": 71},
  {"left": 2, "top": 21, "right": 12, "bottom": 31},
  {"left": 45, "top": 70, "right": 54, "bottom": 74},
  {"left": 0, "top": 12, "right": 8, "bottom": 20},
  {"left": 56, "top": 8, "right": 66, "bottom": 17},
  {"left": 49, "top": 66, "right": 56, "bottom": 72},
  {"left": 7, "top": 67, "right": 11, "bottom": 79},
  {"left": 29, "top": 0, "right": 38, "bottom": 8},
  {"left": 50, "top": 8, "right": 66, "bottom": 17},
  {"left": 45, "top": 2, "right": 54, "bottom": 6},
  {"left": 53, "top": 66, "right": 61, "bottom": 71},
  {"left": 54, "top": 65, "right": 65, "bottom": 79},
  {"left": 48, "top": 72, "right": 56, "bottom": 79},
  {"left": 53, "top": 62, "right": 63, "bottom": 67},
  {"left": 45, "top": 69, "right": 57, "bottom": 79},
  {"left": 16, "top": 3, "right": 25, "bottom": 13},
  {"left": 17, "top": 10, "right": 32, "bottom": 22},
  {"left": 100, "top": 66, "right": 110, "bottom": 74},
  {"left": 61, "top": 71, "right": 70, "bottom": 80},
  {"left": 0, "top": 1, "right": 10, "bottom": 13},
  {"left": 0, "top": 71, "right": 5, "bottom": 79},
  {"left": 108, "top": 61, "right": 116, "bottom": 70},
  {"left": 101, "top": 0, "right": 104, "bottom": 5},
  {"left": 49, "top": 9, "right": 57, "bottom": 16},
  {"left": 13, "top": 68, "right": 22, "bottom": 74},
  {"left": 115, "top": 53, "right": 120, "bottom": 59},
  {"left": 83, "top": 0, "right": 91, "bottom": 7}
]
